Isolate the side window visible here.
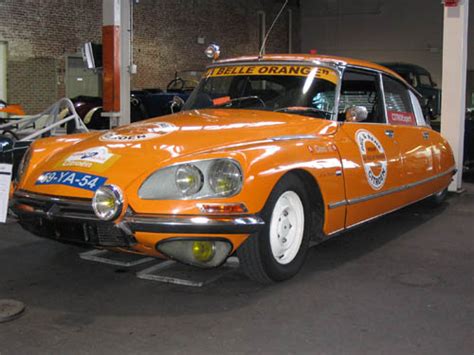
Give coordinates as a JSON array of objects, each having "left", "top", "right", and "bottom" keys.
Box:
[
  {"left": 409, "top": 90, "right": 427, "bottom": 126},
  {"left": 338, "top": 70, "right": 385, "bottom": 123},
  {"left": 382, "top": 75, "right": 416, "bottom": 126}
]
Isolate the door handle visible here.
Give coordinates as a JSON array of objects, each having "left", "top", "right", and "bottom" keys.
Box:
[
  {"left": 385, "top": 129, "right": 394, "bottom": 138},
  {"left": 422, "top": 131, "right": 430, "bottom": 140}
]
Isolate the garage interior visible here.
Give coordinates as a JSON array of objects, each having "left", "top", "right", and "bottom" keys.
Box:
[{"left": 0, "top": 0, "right": 473, "bottom": 354}]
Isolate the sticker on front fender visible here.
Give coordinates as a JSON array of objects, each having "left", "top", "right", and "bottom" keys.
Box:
[{"left": 35, "top": 171, "right": 107, "bottom": 191}]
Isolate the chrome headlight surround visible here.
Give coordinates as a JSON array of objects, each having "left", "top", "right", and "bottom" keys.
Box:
[
  {"left": 15, "top": 147, "right": 32, "bottom": 184},
  {"left": 92, "top": 184, "right": 124, "bottom": 221},
  {"left": 139, "top": 158, "right": 243, "bottom": 200}
]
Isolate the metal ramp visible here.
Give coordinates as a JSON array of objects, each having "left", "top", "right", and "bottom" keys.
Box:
[
  {"left": 136, "top": 257, "right": 239, "bottom": 287},
  {"left": 79, "top": 249, "right": 239, "bottom": 287},
  {"left": 79, "top": 249, "right": 154, "bottom": 267}
]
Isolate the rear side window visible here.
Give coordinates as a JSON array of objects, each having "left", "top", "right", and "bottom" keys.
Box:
[
  {"left": 382, "top": 75, "right": 416, "bottom": 126},
  {"left": 409, "top": 91, "right": 427, "bottom": 126}
]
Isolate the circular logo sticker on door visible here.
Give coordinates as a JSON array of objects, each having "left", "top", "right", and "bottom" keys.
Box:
[{"left": 355, "top": 129, "right": 388, "bottom": 190}]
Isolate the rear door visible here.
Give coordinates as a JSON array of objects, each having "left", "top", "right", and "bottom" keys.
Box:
[
  {"left": 335, "top": 69, "right": 405, "bottom": 227},
  {"left": 381, "top": 74, "right": 439, "bottom": 200}
]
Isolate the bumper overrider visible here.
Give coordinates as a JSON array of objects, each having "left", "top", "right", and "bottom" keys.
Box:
[{"left": 12, "top": 190, "right": 265, "bottom": 267}]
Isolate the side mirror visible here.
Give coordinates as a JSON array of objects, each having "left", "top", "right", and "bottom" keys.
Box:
[
  {"left": 170, "top": 96, "right": 185, "bottom": 114},
  {"left": 345, "top": 106, "right": 368, "bottom": 122}
]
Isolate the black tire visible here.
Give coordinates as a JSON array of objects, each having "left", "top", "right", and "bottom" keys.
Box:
[
  {"left": 427, "top": 187, "right": 448, "bottom": 207},
  {"left": 237, "top": 173, "right": 312, "bottom": 283}
]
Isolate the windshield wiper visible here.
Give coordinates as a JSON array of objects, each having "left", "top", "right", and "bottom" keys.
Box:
[
  {"left": 275, "top": 106, "right": 332, "bottom": 118},
  {"left": 213, "top": 95, "right": 266, "bottom": 108}
]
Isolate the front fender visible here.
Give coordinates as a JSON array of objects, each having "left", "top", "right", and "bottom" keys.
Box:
[{"left": 125, "top": 137, "right": 347, "bottom": 235}]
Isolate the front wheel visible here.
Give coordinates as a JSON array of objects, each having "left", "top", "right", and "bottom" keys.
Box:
[{"left": 237, "top": 174, "right": 312, "bottom": 283}]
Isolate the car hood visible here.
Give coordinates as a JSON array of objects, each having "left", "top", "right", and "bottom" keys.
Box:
[{"left": 21, "top": 109, "right": 338, "bottom": 198}]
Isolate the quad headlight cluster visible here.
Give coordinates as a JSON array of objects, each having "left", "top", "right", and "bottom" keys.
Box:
[{"left": 139, "top": 158, "right": 243, "bottom": 200}]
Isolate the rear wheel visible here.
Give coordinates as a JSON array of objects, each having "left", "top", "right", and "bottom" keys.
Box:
[
  {"left": 427, "top": 187, "right": 448, "bottom": 207},
  {"left": 238, "top": 173, "right": 312, "bottom": 283}
]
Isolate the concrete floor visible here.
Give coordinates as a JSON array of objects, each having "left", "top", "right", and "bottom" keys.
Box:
[{"left": 0, "top": 184, "right": 473, "bottom": 355}]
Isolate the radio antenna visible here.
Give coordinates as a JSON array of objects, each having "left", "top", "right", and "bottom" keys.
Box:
[{"left": 258, "top": 0, "right": 289, "bottom": 59}]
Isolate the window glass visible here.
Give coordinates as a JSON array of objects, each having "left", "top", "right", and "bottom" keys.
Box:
[
  {"left": 409, "top": 91, "right": 426, "bottom": 126},
  {"left": 418, "top": 74, "right": 432, "bottom": 87},
  {"left": 338, "top": 70, "right": 385, "bottom": 123},
  {"left": 184, "top": 65, "right": 338, "bottom": 120},
  {"left": 382, "top": 75, "right": 416, "bottom": 126}
]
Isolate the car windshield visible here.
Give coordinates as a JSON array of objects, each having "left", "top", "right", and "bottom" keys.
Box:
[{"left": 183, "top": 64, "right": 339, "bottom": 119}]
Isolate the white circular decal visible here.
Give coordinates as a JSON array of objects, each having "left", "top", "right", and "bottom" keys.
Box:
[
  {"left": 355, "top": 129, "right": 387, "bottom": 190},
  {"left": 100, "top": 122, "right": 177, "bottom": 142}
]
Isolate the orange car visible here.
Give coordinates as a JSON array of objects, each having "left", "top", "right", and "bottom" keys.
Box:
[
  {"left": 0, "top": 100, "right": 25, "bottom": 116},
  {"left": 11, "top": 55, "right": 455, "bottom": 283}
]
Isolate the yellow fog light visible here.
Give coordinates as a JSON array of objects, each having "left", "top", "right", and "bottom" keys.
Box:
[
  {"left": 192, "top": 241, "right": 216, "bottom": 262},
  {"left": 157, "top": 239, "right": 232, "bottom": 268},
  {"left": 92, "top": 184, "right": 124, "bottom": 221}
]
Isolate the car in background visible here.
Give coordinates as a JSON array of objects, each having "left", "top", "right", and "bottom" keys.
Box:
[
  {"left": 12, "top": 54, "right": 455, "bottom": 283},
  {"left": 0, "top": 100, "right": 25, "bottom": 118},
  {"left": 69, "top": 70, "right": 202, "bottom": 130},
  {"left": 380, "top": 63, "right": 441, "bottom": 120}
]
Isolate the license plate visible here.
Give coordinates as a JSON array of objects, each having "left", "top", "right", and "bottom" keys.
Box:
[{"left": 35, "top": 170, "right": 107, "bottom": 192}]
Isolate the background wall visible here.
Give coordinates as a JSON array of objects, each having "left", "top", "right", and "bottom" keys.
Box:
[
  {"left": 300, "top": 0, "right": 473, "bottom": 87},
  {"left": 0, "top": 0, "right": 299, "bottom": 113}
]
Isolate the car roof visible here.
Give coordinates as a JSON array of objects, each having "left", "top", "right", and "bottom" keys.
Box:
[{"left": 215, "top": 54, "right": 405, "bottom": 82}]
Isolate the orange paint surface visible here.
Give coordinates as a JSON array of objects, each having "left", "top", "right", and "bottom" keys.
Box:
[{"left": 14, "top": 55, "right": 455, "bottom": 257}]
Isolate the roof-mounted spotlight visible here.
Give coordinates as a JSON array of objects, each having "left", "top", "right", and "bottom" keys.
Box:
[{"left": 204, "top": 43, "right": 220, "bottom": 61}]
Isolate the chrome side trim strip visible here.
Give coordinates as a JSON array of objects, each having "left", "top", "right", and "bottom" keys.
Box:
[
  {"left": 327, "top": 187, "right": 447, "bottom": 237},
  {"left": 269, "top": 134, "right": 318, "bottom": 141},
  {"left": 328, "top": 167, "right": 455, "bottom": 210},
  {"left": 328, "top": 200, "right": 347, "bottom": 209}
]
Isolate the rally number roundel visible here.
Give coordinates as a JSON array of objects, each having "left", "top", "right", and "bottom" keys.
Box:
[{"left": 355, "top": 129, "right": 388, "bottom": 190}]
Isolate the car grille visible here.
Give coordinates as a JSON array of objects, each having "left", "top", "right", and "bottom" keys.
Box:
[{"left": 13, "top": 191, "right": 135, "bottom": 247}]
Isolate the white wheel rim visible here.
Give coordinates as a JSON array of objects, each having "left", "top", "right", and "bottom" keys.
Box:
[{"left": 269, "top": 191, "right": 305, "bottom": 265}]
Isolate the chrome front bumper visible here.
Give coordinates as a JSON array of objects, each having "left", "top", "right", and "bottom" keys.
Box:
[{"left": 12, "top": 191, "right": 265, "bottom": 239}]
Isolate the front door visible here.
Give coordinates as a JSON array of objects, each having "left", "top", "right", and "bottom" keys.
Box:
[{"left": 335, "top": 69, "right": 404, "bottom": 227}]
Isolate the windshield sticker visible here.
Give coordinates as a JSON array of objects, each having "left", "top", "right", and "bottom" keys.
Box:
[
  {"left": 58, "top": 147, "right": 120, "bottom": 172},
  {"left": 35, "top": 170, "right": 107, "bottom": 192},
  {"left": 387, "top": 111, "right": 416, "bottom": 126},
  {"left": 100, "top": 122, "right": 177, "bottom": 142},
  {"left": 205, "top": 65, "right": 338, "bottom": 84},
  {"left": 355, "top": 129, "right": 387, "bottom": 190}
]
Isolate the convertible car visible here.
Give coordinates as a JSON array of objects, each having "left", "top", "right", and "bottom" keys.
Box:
[
  {"left": 11, "top": 54, "right": 455, "bottom": 283},
  {"left": 67, "top": 70, "right": 201, "bottom": 130}
]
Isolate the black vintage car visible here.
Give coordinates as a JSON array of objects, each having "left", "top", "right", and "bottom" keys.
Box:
[
  {"left": 69, "top": 70, "right": 201, "bottom": 130},
  {"left": 381, "top": 63, "right": 441, "bottom": 120}
]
